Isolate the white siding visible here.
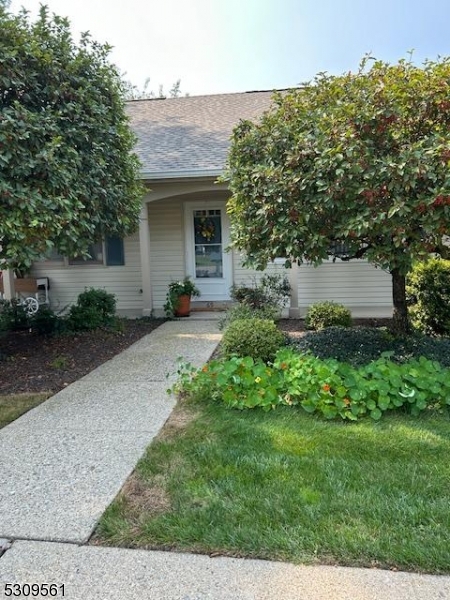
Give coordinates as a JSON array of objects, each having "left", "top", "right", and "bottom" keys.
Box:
[
  {"left": 30, "top": 232, "right": 143, "bottom": 316},
  {"left": 233, "top": 254, "right": 392, "bottom": 318},
  {"left": 28, "top": 186, "right": 392, "bottom": 319},
  {"left": 148, "top": 198, "right": 185, "bottom": 309},
  {"left": 297, "top": 259, "right": 392, "bottom": 317},
  {"left": 233, "top": 252, "right": 288, "bottom": 286}
]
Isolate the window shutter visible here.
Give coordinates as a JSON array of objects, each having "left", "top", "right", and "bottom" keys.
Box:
[{"left": 105, "top": 236, "right": 125, "bottom": 266}]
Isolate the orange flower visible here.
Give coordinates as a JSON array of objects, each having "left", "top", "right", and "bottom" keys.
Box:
[
  {"left": 322, "top": 384, "right": 331, "bottom": 392},
  {"left": 202, "top": 365, "right": 209, "bottom": 373},
  {"left": 280, "top": 362, "right": 288, "bottom": 370}
]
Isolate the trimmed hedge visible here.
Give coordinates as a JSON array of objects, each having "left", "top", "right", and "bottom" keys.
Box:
[
  {"left": 407, "top": 258, "right": 450, "bottom": 336},
  {"left": 221, "top": 318, "right": 286, "bottom": 362},
  {"left": 305, "top": 301, "right": 352, "bottom": 330}
]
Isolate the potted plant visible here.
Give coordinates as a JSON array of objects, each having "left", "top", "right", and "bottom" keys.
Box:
[{"left": 164, "top": 277, "right": 200, "bottom": 317}]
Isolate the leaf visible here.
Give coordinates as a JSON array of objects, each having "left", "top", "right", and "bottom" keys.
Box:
[{"left": 370, "top": 408, "right": 382, "bottom": 420}]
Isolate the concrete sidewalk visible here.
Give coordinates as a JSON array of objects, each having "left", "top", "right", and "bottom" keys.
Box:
[
  {"left": 1, "top": 318, "right": 449, "bottom": 599},
  {"left": 1, "top": 541, "right": 449, "bottom": 600},
  {"left": 0, "top": 320, "right": 221, "bottom": 543}
]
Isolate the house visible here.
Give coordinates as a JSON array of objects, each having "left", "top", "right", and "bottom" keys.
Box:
[{"left": 29, "top": 91, "right": 393, "bottom": 317}]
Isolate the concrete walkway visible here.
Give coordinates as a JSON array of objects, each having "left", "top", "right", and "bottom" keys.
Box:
[
  {"left": 0, "top": 320, "right": 221, "bottom": 543},
  {"left": 1, "top": 319, "right": 449, "bottom": 599}
]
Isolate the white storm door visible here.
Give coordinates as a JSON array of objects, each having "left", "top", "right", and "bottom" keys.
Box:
[{"left": 184, "top": 202, "right": 232, "bottom": 301}]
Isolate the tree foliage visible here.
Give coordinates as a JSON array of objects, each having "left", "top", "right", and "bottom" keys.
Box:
[
  {"left": 224, "top": 56, "right": 450, "bottom": 332},
  {"left": 123, "top": 77, "right": 185, "bottom": 100},
  {"left": 0, "top": 5, "right": 143, "bottom": 269}
]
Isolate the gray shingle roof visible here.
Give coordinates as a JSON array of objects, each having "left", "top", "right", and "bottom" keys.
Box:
[{"left": 126, "top": 91, "right": 275, "bottom": 178}]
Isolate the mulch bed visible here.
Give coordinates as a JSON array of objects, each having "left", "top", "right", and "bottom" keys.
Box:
[
  {"left": 1, "top": 317, "right": 393, "bottom": 397},
  {"left": 0, "top": 319, "right": 165, "bottom": 396}
]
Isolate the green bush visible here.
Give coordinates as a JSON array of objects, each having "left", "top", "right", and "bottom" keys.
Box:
[
  {"left": 67, "top": 288, "right": 116, "bottom": 331},
  {"left": 174, "top": 348, "right": 450, "bottom": 421},
  {"left": 230, "top": 274, "right": 291, "bottom": 309},
  {"left": 0, "top": 299, "right": 29, "bottom": 332},
  {"left": 305, "top": 301, "right": 352, "bottom": 330},
  {"left": 295, "top": 326, "right": 450, "bottom": 367},
  {"left": 218, "top": 304, "right": 279, "bottom": 331},
  {"left": 221, "top": 318, "right": 286, "bottom": 362},
  {"left": 407, "top": 258, "right": 450, "bottom": 336},
  {"left": 29, "top": 305, "right": 59, "bottom": 335}
]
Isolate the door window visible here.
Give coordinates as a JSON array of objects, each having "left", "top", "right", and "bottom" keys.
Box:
[{"left": 193, "top": 209, "right": 223, "bottom": 278}]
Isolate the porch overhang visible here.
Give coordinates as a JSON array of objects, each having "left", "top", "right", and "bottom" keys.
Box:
[{"left": 139, "top": 168, "right": 222, "bottom": 182}]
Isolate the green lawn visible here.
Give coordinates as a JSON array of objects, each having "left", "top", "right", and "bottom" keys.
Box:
[
  {"left": 95, "top": 398, "right": 450, "bottom": 573},
  {"left": 0, "top": 392, "right": 51, "bottom": 429}
]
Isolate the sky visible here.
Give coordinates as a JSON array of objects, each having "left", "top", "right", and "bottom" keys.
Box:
[{"left": 8, "top": 0, "right": 450, "bottom": 97}]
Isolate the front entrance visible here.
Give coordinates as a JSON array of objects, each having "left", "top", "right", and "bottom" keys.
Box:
[{"left": 184, "top": 202, "right": 232, "bottom": 301}]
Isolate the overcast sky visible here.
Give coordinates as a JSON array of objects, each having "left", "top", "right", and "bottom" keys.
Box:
[{"left": 9, "top": 0, "right": 450, "bottom": 96}]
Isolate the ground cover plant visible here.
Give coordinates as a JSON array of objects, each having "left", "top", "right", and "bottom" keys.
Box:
[
  {"left": 294, "top": 326, "right": 450, "bottom": 367},
  {"left": 94, "top": 395, "right": 450, "bottom": 573},
  {"left": 173, "top": 349, "right": 450, "bottom": 421}
]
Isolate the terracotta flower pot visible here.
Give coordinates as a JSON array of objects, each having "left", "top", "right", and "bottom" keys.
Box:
[{"left": 174, "top": 294, "right": 191, "bottom": 317}]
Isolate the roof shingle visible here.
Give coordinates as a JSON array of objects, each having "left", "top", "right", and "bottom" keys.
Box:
[{"left": 126, "top": 91, "right": 275, "bottom": 177}]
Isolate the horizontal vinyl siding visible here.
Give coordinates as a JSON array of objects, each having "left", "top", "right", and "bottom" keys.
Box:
[
  {"left": 148, "top": 199, "right": 185, "bottom": 309},
  {"left": 297, "top": 260, "right": 393, "bottom": 317},
  {"left": 232, "top": 252, "right": 392, "bottom": 318},
  {"left": 233, "top": 252, "right": 288, "bottom": 286},
  {"left": 30, "top": 232, "right": 143, "bottom": 316}
]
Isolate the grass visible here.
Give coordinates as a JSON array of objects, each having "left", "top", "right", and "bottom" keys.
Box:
[
  {"left": 0, "top": 392, "right": 51, "bottom": 429},
  {"left": 95, "top": 397, "right": 450, "bottom": 573}
]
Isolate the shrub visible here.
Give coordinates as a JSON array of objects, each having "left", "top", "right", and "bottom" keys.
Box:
[
  {"left": 174, "top": 348, "right": 450, "bottom": 421},
  {"left": 0, "top": 299, "right": 29, "bottom": 332},
  {"left": 221, "top": 318, "right": 286, "bottom": 362},
  {"left": 230, "top": 285, "right": 266, "bottom": 309},
  {"left": 295, "top": 326, "right": 450, "bottom": 367},
  {"left": 29, "top": 305, "right": 59, "bottom": 335},
  {"left": 67, "top": 288, "right": 116, "bottom": 331},
  {"left": 403, "top": 335, "right": 450, "bottom": 367},
  {"left": 305, "top": 301, "right": 352, "bottom": 330},
  {"left": 218, "top": 304, "right": 279, "bottom": 331},
  {"left": 407, "top": 258, "right": 450, "bottom": 336},
  {"left": 230, "top": 274, "right": 291, "bottom": 310},
  {"left": 296, "top": 326, "right": 396, "bottom": 366}
]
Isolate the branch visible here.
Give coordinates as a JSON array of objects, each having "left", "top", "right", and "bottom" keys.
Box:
[{"left": 328, "top": 242, "right": 370, "bottom": 261}]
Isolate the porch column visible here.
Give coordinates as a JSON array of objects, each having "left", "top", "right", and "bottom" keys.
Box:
[
  {"left": 288, "top": 261, "right": 300, "bottom": 318},
  {"left": 139, "top": 204, "right": 153, "bottom": 317},
  {"left": 1, "top": 269, "right": 15, "bottom": 301}
]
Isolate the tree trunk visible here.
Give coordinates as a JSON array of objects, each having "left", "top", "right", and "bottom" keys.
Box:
[{"left": 391, "top": 268, "right": 410, "bottom": 335}]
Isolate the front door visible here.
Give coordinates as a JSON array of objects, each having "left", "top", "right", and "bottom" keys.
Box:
[{"left": 184, "top": 202, "right": 232, "bottom": 301}]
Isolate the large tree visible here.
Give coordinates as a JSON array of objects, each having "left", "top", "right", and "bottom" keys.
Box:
[
  {"left": 0, "top": 5, "right": 143, "bottom": 269},
  {"left": 225, "top": 56, "right": 450, "bottom": 333}
]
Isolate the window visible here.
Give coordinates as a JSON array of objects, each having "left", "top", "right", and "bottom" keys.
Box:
[
  {"left": 69, "top": 241, "right": 104, "bottom": 265},
  {"left": 193, "top": 209, "right": 223, "bottom": 278},
  {"left": 68, "top": 237, "right": 125, "bottom": 266},
  {"left": 327, "top": 241, "right": 352, "bottom": 258},
  {"left": 42, "top": 247, "right": 65, "bottom": 262},
  {"left": 105, "top": 236, "right": 125, "bottom": 266}
]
